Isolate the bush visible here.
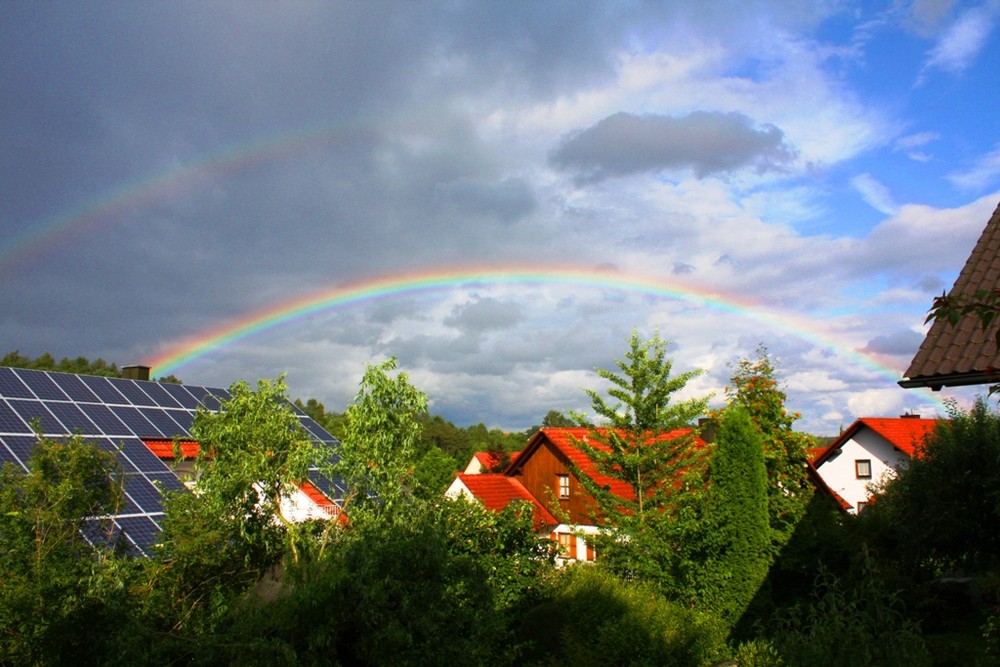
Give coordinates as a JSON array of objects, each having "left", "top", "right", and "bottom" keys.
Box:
[{"left": 520, "top": 566, "right": 728, "bottom": 667}]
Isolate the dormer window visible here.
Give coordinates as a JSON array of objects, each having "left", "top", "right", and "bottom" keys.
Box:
[{"left": 557, "top": 473, "right": 570, "bottom": 499}]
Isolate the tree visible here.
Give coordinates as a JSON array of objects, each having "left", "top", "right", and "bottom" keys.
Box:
[
  {"left": 336, "top": 358, "right": 428, "bottom": 517},
  {"left": 572, "top": 330, "right": 711, "bottom": 584},
  {"left": 724, "top": 345, "right": 813, "bottom": 551},
  {"left": 698, "top": 407, "right": 770, "bottom": 627},
  {"left": 865, "top": 397, "right": 1000, "bottom": 575},
  {"left": 0, "top": 435, "right": 128, "bottom": 663},
  {"left": 184, "top": 376, "right": 330, "bottom": 566}
]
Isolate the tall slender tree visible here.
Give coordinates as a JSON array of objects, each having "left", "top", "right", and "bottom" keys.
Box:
[{"left": 725, "top": 345, "right": 812, "bottom": 551}]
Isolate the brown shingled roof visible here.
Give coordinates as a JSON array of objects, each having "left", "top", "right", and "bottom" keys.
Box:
[{"left": 900, "top": 200, "right": 1000, "bottom": 390}]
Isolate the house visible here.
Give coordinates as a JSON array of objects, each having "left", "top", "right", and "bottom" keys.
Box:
[
  {"left": 448, "top": 426, "right": 706, "bottom": 563},
  {"left": 812, "top": 416, "right": 939, "bottom": 513},
  {"left": 901, "top": 201, "right": 1000, "bottom": 390},
  {"left": 0, "top": 364, "right": 346, "bottom": 555}
]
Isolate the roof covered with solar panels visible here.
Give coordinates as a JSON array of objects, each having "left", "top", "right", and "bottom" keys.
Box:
[{"left": 0, "top": 366, "right": 346, "bottom": 556}]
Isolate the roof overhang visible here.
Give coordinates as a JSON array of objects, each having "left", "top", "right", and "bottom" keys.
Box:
[{"left": 898, "top": 369, "right": 1000, "bottom": 391}]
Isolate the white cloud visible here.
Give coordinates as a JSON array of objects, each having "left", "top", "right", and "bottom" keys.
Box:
[
  {"left": 918, "top": 6, "right": 995, "bottom": 82},
  {"left": 851, "top": 173, "right": 899, "bottom": 215},
  {"left": 947, "top": 142, "right": 1000, "bottom": 191}
]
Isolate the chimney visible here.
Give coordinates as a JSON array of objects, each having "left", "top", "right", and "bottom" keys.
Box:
[{"left": 122, "top": 365, "right": 151, "bottom": 382}]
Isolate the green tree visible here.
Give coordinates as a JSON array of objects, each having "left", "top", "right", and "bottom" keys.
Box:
[
  {"left": 337, "top": 358, "right": 428, "bottom": 517},
  {"left": 185, "top": 376, "right": 330, "bottom": 566},
  {"left": 865, "top": 397, "right": 1000, "bottom": 575},
  {"left": 412, "top": 445, "right": 459, "bottom": 499},
  {"left": 699, "top": 407, "right": 770, "bottom": 627},
  {"left": 0, "top": 435, "right": 128, "bottom": 664},
  {"left": 572, "top": 329, "right": 711, "bottom": 585},
  {"left": 725, "top": 345, "right": 812, "bottom": 551}
]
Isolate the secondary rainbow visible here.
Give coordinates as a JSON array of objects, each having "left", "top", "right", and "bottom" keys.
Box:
[
  {"left": 0, "top": 123, "right": 373, "bottom": 274},
  {"left": 148, "top": 265, "right": 914, "bottom": 390}
]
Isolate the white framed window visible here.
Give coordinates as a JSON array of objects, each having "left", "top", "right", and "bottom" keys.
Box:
[
  {"left": 855, "top": 459, "right": 872, "bottom": 479},
  {"left": 557, "top": 473, "right": 570, "bottom": 499}
]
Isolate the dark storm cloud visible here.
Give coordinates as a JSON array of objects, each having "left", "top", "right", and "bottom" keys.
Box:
[
  {"left": 435, "top": 178, "right": 537, "bottom": 223},
  {"left": 550, "top": 111, "right": 797, "bottom": 183},
  {"left": 444, "top": 298, "right": 524, "bottom": 332}
]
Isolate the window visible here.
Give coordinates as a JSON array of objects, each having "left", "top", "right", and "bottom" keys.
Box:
[
  {"left": 557, "top": 473, "right": 570, "bottom": 499},
  {"left": 557, "top": 532, "right": 573, "bottom": 557},
  {"left": 857, "top": 501, "right": 869, "bottom": 513},
  {"left": 855, "top": 459, "right": 872, "bottom": 479}
]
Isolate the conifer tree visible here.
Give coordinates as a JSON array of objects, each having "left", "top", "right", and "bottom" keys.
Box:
[
  {"left": 572, "top": 330, "right": 711, "bottom": 584},
  {"left": 725, "top": 345, "right": 812, "bottom": 551}
]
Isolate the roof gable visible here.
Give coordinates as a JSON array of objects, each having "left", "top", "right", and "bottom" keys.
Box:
[
  {"left": 814, "top": 416, "right": 939, "bottom": 465},
  {"left": 510, "top": 426, "right": 704, "bottom": 502},
  {"left": 452, "top": 473, "right": 558, "bottom": 527},
  {"left": 901, "top": 201, "right": 1000, "bottom": 389}
]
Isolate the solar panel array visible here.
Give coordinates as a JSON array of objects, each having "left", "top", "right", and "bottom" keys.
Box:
[{"left": 0, "top": 366, "right": 345, "bottom": 556}]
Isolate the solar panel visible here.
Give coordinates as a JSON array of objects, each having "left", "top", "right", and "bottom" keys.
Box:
[
  {"left": 110, "top": 406, "right": 164, "bottom": 438},
  {"left": 49, "top": 373, "right": 101, "bottom": 402},
  {"left": 16, "top": 368, "right": 70, "bottom": 401},
  {"left": 80, "top": 375, "right": 130, "bottom": 404},
  {"left": 113, "top": 379, "right": 158, "bottom": 407},
  {"left": 0, "top": 367, "right": 35, "bottom": 399},
  {"left": 138, "top": 381, "right": 183, "bottom": 408},
  {"left": 139, "top": 407, "right": 188, "bottom": 438},
  {"left": 8, "top": 398, "right": 65, "bottom": 434},
  {"left": 45, "top": 401, "right": 98, "bottom": 433},
  {"left": 0, "top": 366, "right": 345, "bottom": 557},
  {"left": 0, "top": 400, "right": 28, "bottom": 433},
  {"left": 160, "top": 382, "right": 202, "bottom": 409}
]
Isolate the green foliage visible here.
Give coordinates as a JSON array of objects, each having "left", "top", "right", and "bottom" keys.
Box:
[
  {"left": 0, "top": 435, "right": 128, "bottom": 664},
  {"left": 519, "top": 566, "right": 728, "bottom": 667},
  {"left": 698, "top": 407, "right": 770, "bottom": 627},
  {"left": 222, "top": 499, "right": 555, "bottom": 666},
  {"left": 572, "top": 329, "right": 711, "bottom": 585},
  {"left": 337, "top": 358, "right": 428, "bottom": 517},
  {"left": 725, "top": 345, "right": 812, "bottom": 552},
  {"left": 412, "top": 445, "right": 459, "bottom": 498},
  {"left": 187, "top": 376, "right": 327, "bottom": 566},
  {"left": 768, "top": 551, "right": 931, "bottom": 667},
  {"left": 2, "top": 350, "right": 121, "bottom": 377},
  {"left": 864, "top": 397, "right": 1000, "bottom": 575}
]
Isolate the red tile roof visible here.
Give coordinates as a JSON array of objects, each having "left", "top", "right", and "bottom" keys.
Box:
[
  {"left": 143, "top": 439, "right": 200, "bottom": 459},
  {"left": 902, "top": 200, "right": 1000, "bottom": 389},
  {"left": 455, "top": 473, "right": 558, "bottom": 527},
  {"left": 517, "top": 427, "right": 704, "bottom": 502},
  {"left": 813, "top": 416, "right": 940, "bottom": 465}
]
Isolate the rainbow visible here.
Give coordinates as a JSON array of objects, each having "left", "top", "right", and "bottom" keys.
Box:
[
  {"left": 147, "top": 265, "right": 925, "bottom": 393},
  {"left": 0, "top": 123, "right": 372, "bottom": 274}
]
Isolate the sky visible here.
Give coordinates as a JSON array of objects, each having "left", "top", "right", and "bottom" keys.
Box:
[{"left": 3, "top": 1, "right": 1000, "bottom": 436}]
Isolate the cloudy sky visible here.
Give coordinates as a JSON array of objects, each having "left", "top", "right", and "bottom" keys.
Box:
[{"left": 4, "top": 1, "right": 1000, "bottom": 435}]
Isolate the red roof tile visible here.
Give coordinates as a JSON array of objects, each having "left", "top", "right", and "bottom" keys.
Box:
[
  {"left": 455, "top": 473, "right": 558, "bottom": 527},
  {"left": 143, "top": 439, "right": 200, "bottom": 459}
]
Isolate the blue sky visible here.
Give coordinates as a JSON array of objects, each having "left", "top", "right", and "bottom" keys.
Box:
[{"left": 3, "top": 1, "right": 999, "bottom": 435}]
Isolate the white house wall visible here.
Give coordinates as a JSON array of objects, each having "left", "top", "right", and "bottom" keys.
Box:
[{"left": 817, "top": 428, "right": 911, "bottom": 513}]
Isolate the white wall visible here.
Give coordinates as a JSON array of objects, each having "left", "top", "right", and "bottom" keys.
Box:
[{"left": 817, "top": 428, "right": 910, "bottom": 513}]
